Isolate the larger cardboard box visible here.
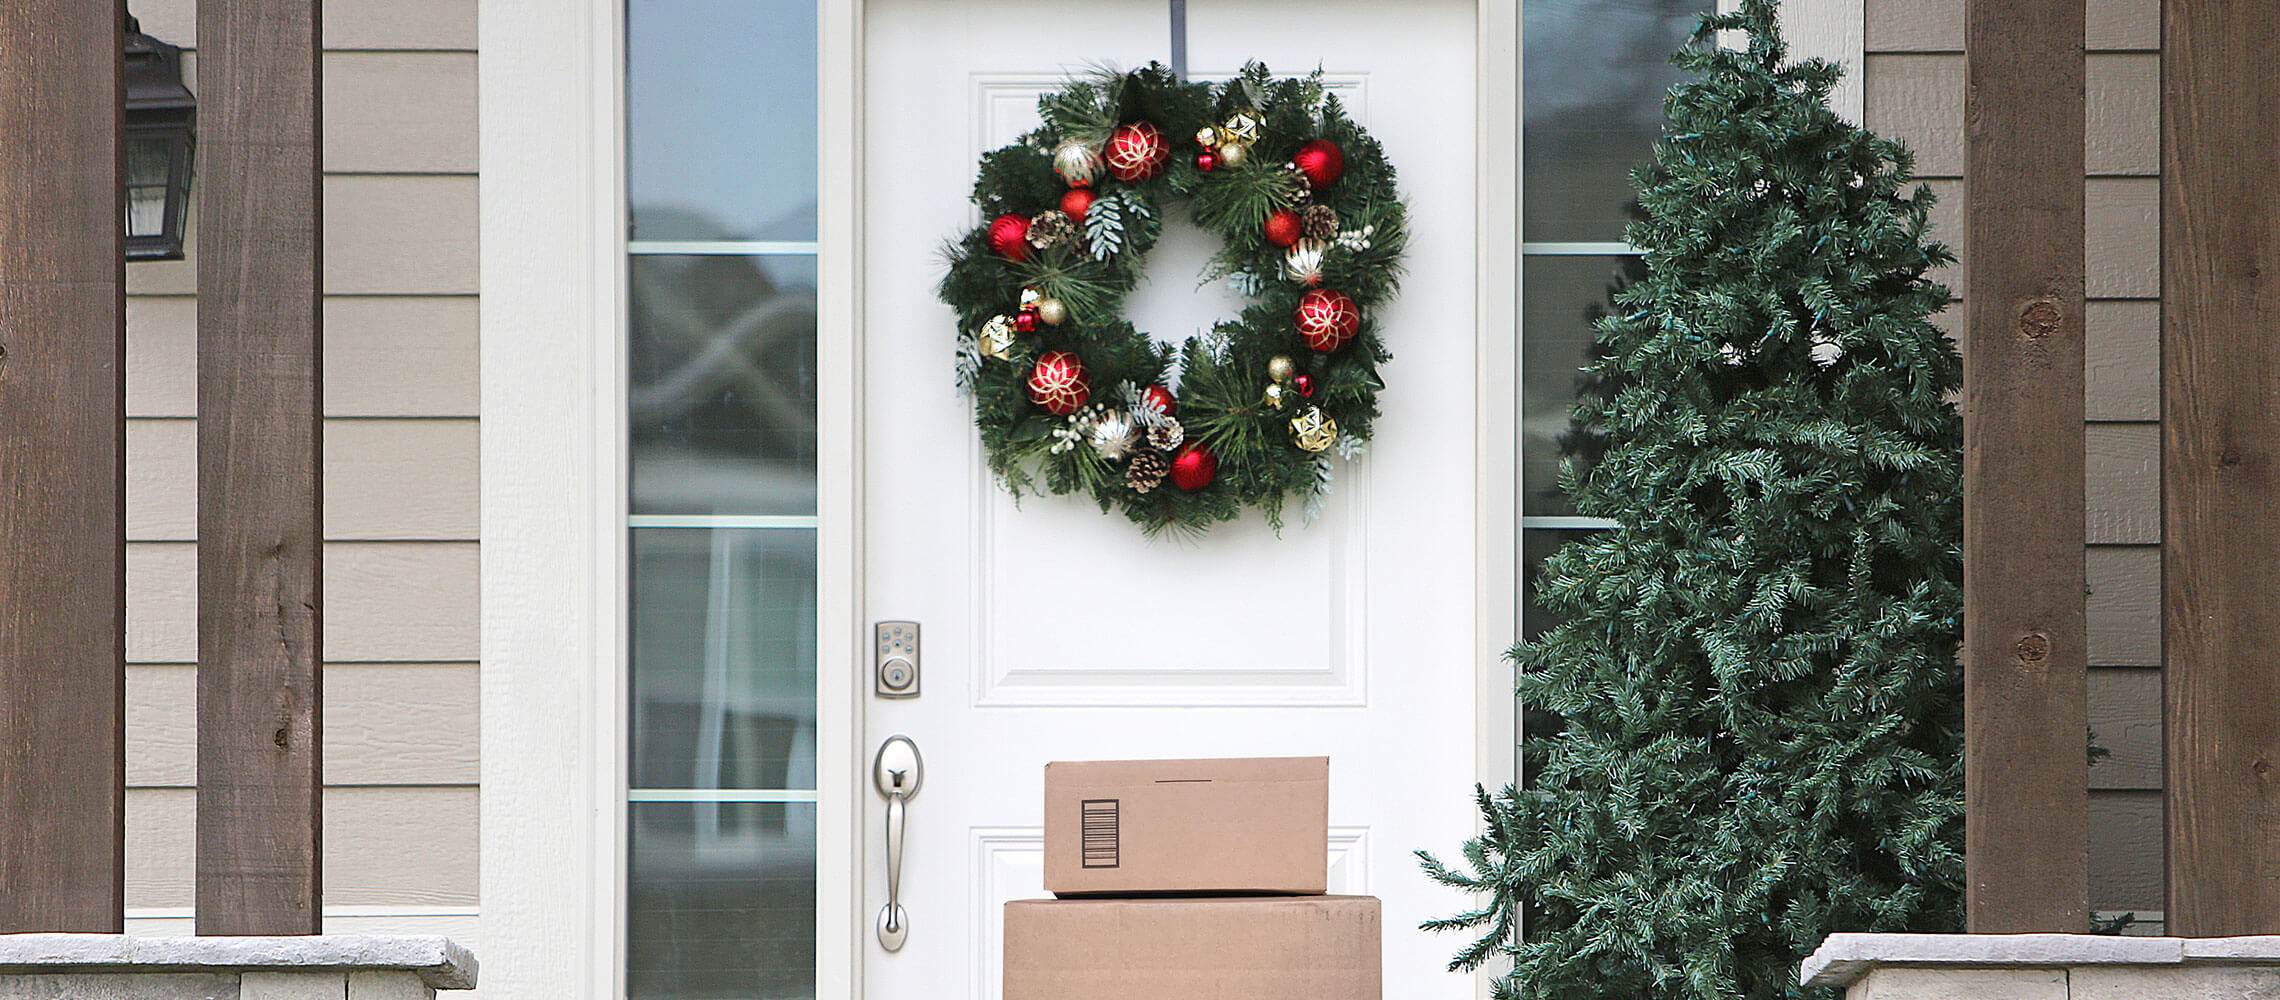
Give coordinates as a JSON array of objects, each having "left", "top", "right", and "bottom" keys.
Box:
[
  {"left": 1003, "top": 895, "right": 1380, "bottom": 1000},
  {"left": 1043, "top": 756, "right": 1328, "bottom": 896}
]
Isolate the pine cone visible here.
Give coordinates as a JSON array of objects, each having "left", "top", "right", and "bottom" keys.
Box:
[
  {"left": 1280, "top": 162, "right": 1313, "bottom": 205},
  {"left": 1146, "top": 418, "right": 1185, "bottom": 452},
  {"left": 1302, "top": 205, "right": 1339, "bottom": 244},
  {"left": 1126, "top": 448, "right": 1169, "bottom": 493},
  {"left": 1027, "top": 209, "right": 1077, "bottom": 249}
]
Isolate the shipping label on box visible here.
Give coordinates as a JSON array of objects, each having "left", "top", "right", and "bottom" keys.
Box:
[
  {"left": 1004, "top": 895, "right": 1381, "bottom": 1000},
  {"left": 1043, "top": 756, "right": 1328, "bottom": 896}
]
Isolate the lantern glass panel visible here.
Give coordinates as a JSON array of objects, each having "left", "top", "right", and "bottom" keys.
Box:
[{"left": 125, "top": 134, "right": 173, "bottom": 239}]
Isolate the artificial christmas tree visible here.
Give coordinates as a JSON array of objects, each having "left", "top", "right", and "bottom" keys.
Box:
[{"left": 1421, "top": 3, "right": 1964, "bottom": 999}]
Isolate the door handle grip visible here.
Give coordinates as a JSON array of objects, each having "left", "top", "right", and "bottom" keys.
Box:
[{"left": 873, "top": 735, "right": 923, "bottom": 952}]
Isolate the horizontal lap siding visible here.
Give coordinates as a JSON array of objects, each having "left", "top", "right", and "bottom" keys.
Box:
[
  {"left": 1865, "top": 0, "right": 2163, "bottom": 923},
  {"left": 120, "top": 0, "right": 481, "bottom": 935}
]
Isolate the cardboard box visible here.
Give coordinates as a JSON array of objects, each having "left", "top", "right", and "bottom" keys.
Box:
[
  {"left": 1003, "top": 895, "right": 1380, "bottom": 1000},
  {"left": 1043, "top": 756, "right": 1328, "bottom": 896}
]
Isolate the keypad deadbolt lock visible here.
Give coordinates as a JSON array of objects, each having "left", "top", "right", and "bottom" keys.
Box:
[{"left": 875, "top": 621, "right": 919, "bottom": 698}]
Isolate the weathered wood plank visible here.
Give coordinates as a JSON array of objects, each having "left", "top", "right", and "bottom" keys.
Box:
[
  {"left": 196, "top": 0, "right": 323, "bottom": 936},
  {"left": 0, "top": 0, "right": 126, "bottom": 934},
  {"left": 1962, "top": 0, "right": 2089, "bottom": 932},
  {"left": 2164, "top": 0, "right": 2280, "bottom": 937}
]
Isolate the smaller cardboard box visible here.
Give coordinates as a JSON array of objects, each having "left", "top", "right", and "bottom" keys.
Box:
[
  {"left": 1042, "top": 756, "right": 1327, "bottom": 896},
  {"left": 1003, "top": 895, "right": 1380, "bottom": 1000}
]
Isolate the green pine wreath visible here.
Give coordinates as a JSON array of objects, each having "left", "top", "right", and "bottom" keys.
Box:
[{"left": 940, "top": 63, "right": 1408, "bottom": 535}]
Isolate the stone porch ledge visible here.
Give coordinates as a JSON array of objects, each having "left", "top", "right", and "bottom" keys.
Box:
[
  {"left": 0, "top": 935, "right": 475, "bottom": 1000},
  {"left": 1803, "top": 933, "right": 2280, "bottom": 998}
]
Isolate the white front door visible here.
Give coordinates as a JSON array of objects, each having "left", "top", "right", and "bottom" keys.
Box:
[{"left": 861, "top": 2, "right": 1490, "bottom": 995}]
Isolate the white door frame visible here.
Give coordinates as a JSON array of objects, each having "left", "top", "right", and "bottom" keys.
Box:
[{"left": 477, "top": 2, "right": 1528, "bottom": 998}]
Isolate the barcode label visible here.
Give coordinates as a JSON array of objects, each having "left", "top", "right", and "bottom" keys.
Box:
[{"left": 1080, "top": 799, "right": 1120, "bottom": 868}]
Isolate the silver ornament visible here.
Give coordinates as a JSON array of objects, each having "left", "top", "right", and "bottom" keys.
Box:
[
  {"left": 1054, "top": 141, "right": 1102, "bottom": 186},
  {"left": 1089, "top": 411, "right": 1138, "bottom": 460}
]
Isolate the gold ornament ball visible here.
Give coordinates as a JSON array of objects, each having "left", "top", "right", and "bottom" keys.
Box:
[
  {"left": 1035, "top": 297, "right": 1067, "bottom": 326},
  {"left": 1266, "top": 355, "right": 1295, "bottom": 382},
  {"left": 1019, "top": 287, "right": 1041, "bottom": 307},
  {"left": 1194, "top": 126, "right": 1219, "bottom": 147},
  {"left": 1222, "top": 110, "right": 1263, "bottom": 146},
  {"left": 1216, "top": 143, "right": 1247, "bottom": 169},
  {"left": 1263, "top": 383, "right": 1286, "bottom": 410},
  {"left": 979, "top": 315, "right": 1018, "bottom": 360},
  {"left": 1290, "top": 406, "right": 1338, "bottom": 452}
]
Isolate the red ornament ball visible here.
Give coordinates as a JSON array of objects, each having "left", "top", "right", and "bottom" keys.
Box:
[
  {"left": 1264, "top": 208, "right": 1303, "bottom": 248},
  {"left": 1140, "top": 384, "right": 1177, "bottom": 417},
  {"left": 1027, "top": 350, "right": 1090, "bottom": 415},
  {"left": 1292, "top": 139, "right": 1345, "bottom": 189},
  {"left": 1013, "top": 310, "right": 1038, "bottom": 334},
  {"left": 1295, "top": 288, "right": 1361, "bottom": 352},
  {"left": 1169, "top": 442, "right": 1218, "bottom": 491},
  {"left": 1293, "top": 373, "right": 1315, "bottom": 397},
  {"left": 1104, "top": 121, "right": 1169, "bottom": 182},
  {"left": 1196, "top": 150, "right": 1219, "bottom": 172},
  {"left": 1059, "top": 187, "right": 1096, "bottom": 225},
  {"left": 988, "top": 213, "right": 1032, "bottom": 262}
]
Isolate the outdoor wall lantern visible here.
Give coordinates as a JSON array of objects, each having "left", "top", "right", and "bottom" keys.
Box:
[{"left": 124, "top": 14, "right": 195, "bottom": 262}]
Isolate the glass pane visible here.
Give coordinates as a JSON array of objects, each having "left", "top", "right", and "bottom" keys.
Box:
[
  {"left": 627, "top": 0, "right": 819, "bottom": 242},
  {"left": 630, "top": 254, "right": 819, "bottom": 517},
  {"left": 1521, "top": 255, "right": 1646, "bottom": 516},
  {"left": 628, "top": 801, "right": 817, "bottom": 1000},
  {"left": 124, "top": 136, "right": 173, "bottom": 237},
  {"left": 631, "top": 527, "right": 817, "bottom": 792},
  {"left": 1523, "top": 0, "right": 1707, "bottom": 241}
]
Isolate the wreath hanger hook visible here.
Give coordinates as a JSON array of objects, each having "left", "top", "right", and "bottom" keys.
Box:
[{"left": 1168, "top": 0, "right": 1188, "bottom": 81}]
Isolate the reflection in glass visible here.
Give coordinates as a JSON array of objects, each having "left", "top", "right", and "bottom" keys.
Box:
[
  {"left": 627, "top": 802, "right": 818, "bottom": 1000},
  {"left": 631, "top": 528, "right": 817, "bottom": 792},
  {"left": 628, "top": 0, "right": 819, "bottom": 242},
  {"left": 1521, "top": 256, "right": 1648, "bottom": 516},
  {"left": 630, "top": 255, "right": 819, "bottom": 516},
  {"left": 1523, "top": 0, "right": 1707, "bottom": 242}
]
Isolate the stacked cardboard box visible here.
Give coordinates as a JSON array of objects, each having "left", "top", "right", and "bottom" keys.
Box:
[{"left": 1004, "top": 757, "right": 1382, "bottom": 1000}]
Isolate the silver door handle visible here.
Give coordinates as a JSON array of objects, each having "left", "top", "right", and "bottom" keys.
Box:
[{"left": 873, "top": 735, "right": 923, "bottom": 951}]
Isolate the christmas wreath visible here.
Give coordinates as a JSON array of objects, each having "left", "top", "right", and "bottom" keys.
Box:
[{"left": 940, "top": 63, "right": 1407, "bottom": 534}]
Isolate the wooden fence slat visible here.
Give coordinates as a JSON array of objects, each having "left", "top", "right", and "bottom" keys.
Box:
[
  {"left": 1961, "top": 0, "right": 2089, "bottom": 933},
  {"left": 0, "top": 0, "right": 127, "bottom": 934},
  {"left": 195, "top": 0, "right": 324, "bottom": 935},
  {"left": 2163, "top": 0, "right": 2280, "bottom": 937}
]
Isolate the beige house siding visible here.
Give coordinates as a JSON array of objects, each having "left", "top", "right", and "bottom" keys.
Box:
[
  {"left": 1864, "top": 0, "right": 2165, "bottom": 923},
  {"left": 119, "top": 0, "right": 480, "bottom": 933}
]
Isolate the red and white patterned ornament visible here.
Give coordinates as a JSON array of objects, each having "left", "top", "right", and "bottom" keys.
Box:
[
  {"left": 1292, "top": 139, "right": 1345, "bottom": 189},
  {"left": 1027, "top": 350, "right": 1090, "bottom": 415},
  {"left": 988, "top": 213, "right": 1032, "bottom": 262},
  {"left": 1295, "top": 288, "right": 1361, "bottom": 352},
  {"left": 1104, "top": 122, "right": 1169, "bottom": 182}
]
